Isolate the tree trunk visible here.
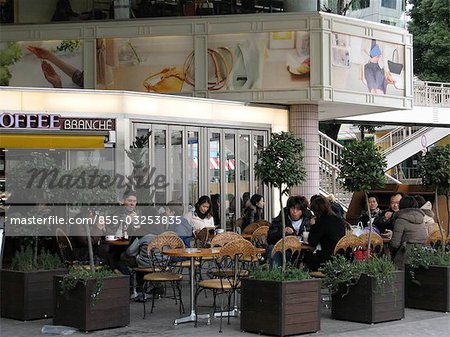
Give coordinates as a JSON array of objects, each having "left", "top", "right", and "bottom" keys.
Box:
[
  {"left": 280, "top": 190, "right": 286, "bottom": 272},
  {"left": 364, "top": 191, "right": 373, "bottom": 261},
  {"left": 434, "top": 189, "right": 445, "bottom": 251}
]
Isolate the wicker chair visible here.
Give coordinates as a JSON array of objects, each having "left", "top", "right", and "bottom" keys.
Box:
[
  {"left": 333, "top": 234, "right": 365, "bottom": 257},
  {"left": 425, "top": 229, "right": 446, "bottom": 248},
  {"left": 360, "top": 232, "right": 384, "bottom": 256},
  {"left": 195, "top": 239, "right": 256, "bottom": 332},
  {"left": 254, "top": 219, "right": 271, "bottom": 227},
  {"left": 210, "top": 232, "right": 242, "bottom": 247},
  {"left": 271, "top": 236, "right": 302, "bottom": 267},
  {"left": 56, "top": 228, "right": 74, "bottom": 267},
  {"left": 251, "top": 226, "right": 269, "bottom": 248},
  {"left": 142, "top": 234, "right": 185, "bottom": 318},
  {"left": 194, "top": 227, "right": 214, "bottom": 248},
  {"left": 242, "top": 222, "right": 262, "bottom": 235}
]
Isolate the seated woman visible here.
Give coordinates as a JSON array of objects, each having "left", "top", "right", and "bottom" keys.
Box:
[
  {"left": 183, "top": 195, "right": 215, "bottom": 237},
  {"left": 303, "top": 195, "right": 345, "bottom": 272},
  {"left": 241, "top": 194, "right": 264, "bottom": 231},
  {"left": 358, "top": 194, "right": 382, "bottom": 228},
  {"left": 390, "top": 195, "right": 427, "bottom": 270}
]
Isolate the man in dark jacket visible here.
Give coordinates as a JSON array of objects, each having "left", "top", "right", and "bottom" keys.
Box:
[
  {"left": 267, "top": 195, "right": 313, "bottom": 245},
  {"left": 373, "top": 192, "right": 403, "bottom": 233}
]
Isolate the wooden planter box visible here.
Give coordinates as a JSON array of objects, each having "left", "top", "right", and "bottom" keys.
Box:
[
  {"left": 53, "top": 275, "right": 130, "bottom": 331},
  {"left": 332, "top": 270, "right": 404, "bottom": 324},
  {"left": 0, "top": 269, "right": 66, "bottom": 320},
  {"left": 241, "top": 278, "right": 321, "bottom": 337},
  {"left": 405, "top": 265, "right": 450, "bottom": 312}
]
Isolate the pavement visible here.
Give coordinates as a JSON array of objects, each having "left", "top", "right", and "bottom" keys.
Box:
[{"left": 1, "top": 278, "right": 449, "bottom": 337}]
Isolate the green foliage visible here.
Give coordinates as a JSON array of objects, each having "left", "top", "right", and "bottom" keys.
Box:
[
  {"left": 0, "top": 42, "right": 22, "bottom": 86},
  {"left": 251, "top": 264, "right": 310, "bottom": 281},
  {"left": 407, "top": 246, "right": 450, "bottom": 272},
  {"left": 408, "top": 0, "right": 450, "bottom": 82},
  {"left": 54, "top": 40, "right": 81, "bottom": 54},
  {"left": 10, "top": 246, "right": 63, "bottom": 272},
  {"left": 418, "top": 144, "right": 450, "bottom": 196},
  {"left": 320, "top": 255, "right": 396, "bottom": 295},
  {"left": 254, "top": 132, "right": 307, "bottom": 195},
  {"left": 59, "top": 165, "right": 119, "bottom": 211},
  {"left": 59, "top": 266, "right": 115, "bottom": 305},
  {"left": 338, "top": 140, "right": 386, "bottom": 192}
]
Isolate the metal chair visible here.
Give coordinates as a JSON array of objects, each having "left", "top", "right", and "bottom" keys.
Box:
[
  {"left": 142, "top": 234, "right": 185, "bottom": 318},
  {"left": 195, "top": 239, "right": 256, "bottom": 332},
  {"left": 56, "top": 228, "right": 74, "bottom": 267}
]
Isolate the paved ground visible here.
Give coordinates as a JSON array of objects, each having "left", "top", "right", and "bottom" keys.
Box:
[{"left": 1, "top": 279, "right": 449, "bottom": 337}]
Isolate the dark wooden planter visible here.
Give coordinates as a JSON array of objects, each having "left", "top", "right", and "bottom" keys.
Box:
[
  {"left": 53, "top": 275, "right": 130, "bottom": 331},
  {"left": 0, "top": 269, "right": 66, "bottom": 320},
  {"left": 241, "top": 278, "right": 321, "bottom": 337},
  {"left": 332, "top": 270, "right": 404, "bottom": 324},
  {"left": 405, "top": 265, "right": 450, "bottom": 312}
]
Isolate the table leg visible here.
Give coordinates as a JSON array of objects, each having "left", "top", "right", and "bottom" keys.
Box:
[{"left": 174, "top": 256, "right": 210, "bottom": 325}]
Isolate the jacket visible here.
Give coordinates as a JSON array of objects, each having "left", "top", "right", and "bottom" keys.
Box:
[
  {"left": 267, "top": 207, "right": 313, "bottom": 245},
  {"left": 420, "top": 201, "right": 437, "bottom": 234},
  {"left": 241, "top": 204, "right": 263, "bottom": 231},
  {"left": 390, "top": 208, "right": 427, "bottom": 250}
]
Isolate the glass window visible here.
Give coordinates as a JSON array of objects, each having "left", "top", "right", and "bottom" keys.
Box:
[
  {"left": 224, "top": 133, "right": 236, "bottom": 229},
  {"left": 153, "top": 128, "right": 167, "bottom": 206},
  {"left": 187, "top": 130, "right": 199, "bottom": 210},
  {"left": 169, "top": 128, "right": 183, "bottom": 203},
  {"left": 381, "top": 0, "right": 396, "bottom": 9}
]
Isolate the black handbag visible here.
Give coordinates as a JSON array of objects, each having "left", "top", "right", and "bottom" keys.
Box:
[{"left": 387, "top": 49, "right": 403, "bottom": 74}]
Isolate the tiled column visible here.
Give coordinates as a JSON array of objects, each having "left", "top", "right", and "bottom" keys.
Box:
[{"left": 289, "top": 104, "right": 319, "bottom": 200}]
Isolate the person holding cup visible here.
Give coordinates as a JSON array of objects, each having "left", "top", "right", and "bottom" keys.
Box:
[{"left": 267, "top": 195, "right": 313, "bottom": 246}]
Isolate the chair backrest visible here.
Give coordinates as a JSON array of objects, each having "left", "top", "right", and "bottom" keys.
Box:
[
  {"left": 159, "top": 231, "right": 179, "bottom": 236},
  {"left": 210, "top": 231, "right": 241, "bottom": 247},
  {"left": 254, "top": 219, "right": 271, "bottom": 227},
  {"left": 359, "top": 232, "right": 384, "bottom": 255},
  {"left": 194, "top": 227, "right": 212, "bottom": 247},
  {"left": 425, "top": 229, "right": 445, "bottom": 248},
  {"left": 251, "top": 226, "right": 269, "bottom": 248},
  {"left": 242, "top": 222, "right": 262, "bottom": 234},
  {"left": 333, "top": 234, "right": 364, "bottom": 255},
  {"left": 271, "top": 236, "right": 302, "bottom": 265},
  {"left": 147, "top": 234, "right": 185, "bottom": 271},
  {"left": 56, "top": 228, "right": 74, "bottom": 267}
]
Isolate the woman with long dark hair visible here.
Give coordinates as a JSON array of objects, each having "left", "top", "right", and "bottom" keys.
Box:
[
  {"left": 241, "top": 194, "right": 264, "bottom": 231},
  {"left": 183, "top": 195, "right": 215, "bottom": 236},
  {"left": 303, "top": 195, "right": 345, "bottom": 271}
]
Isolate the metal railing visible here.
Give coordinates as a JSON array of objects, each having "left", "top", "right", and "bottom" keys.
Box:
[
  {"left": 318, "top": 131, "right": 401, "bottom": 209},
  {"left": 375, "top": 126, "right": 423, "bottom": 154},
  {"left": 414, "top": 81, "right": 450, "bottom": 107}
]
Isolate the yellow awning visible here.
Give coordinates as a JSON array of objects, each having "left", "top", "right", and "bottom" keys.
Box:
[{"left": 0, "top": 134, "right": 105, "bottom": 149}]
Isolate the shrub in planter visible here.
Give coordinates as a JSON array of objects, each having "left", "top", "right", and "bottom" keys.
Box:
[
  {"left": 1, "top": 246, "right": 65, "bottom": 320},
  {"left": 53, "top": 267, "right": 130, "bottom": 331},
  {"left": 321, "top": 255, "right": 404, "bottom": 323},
  {"left": 241, "top": 265, "right": 321, "bottom": 337},
  {"left": 405, "top": 246, "right": 450, "bottom": 312}
]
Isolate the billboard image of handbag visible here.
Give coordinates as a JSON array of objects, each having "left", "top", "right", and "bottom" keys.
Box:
[{"left": 387, "top": 49, "right": 403, "bottom": 75}]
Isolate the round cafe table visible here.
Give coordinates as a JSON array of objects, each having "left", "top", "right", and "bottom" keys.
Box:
[{"left": 163, "top": 247, "right": 221, "bottom": 325}]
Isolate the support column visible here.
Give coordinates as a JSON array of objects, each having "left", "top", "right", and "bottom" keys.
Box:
[{"left": 289, "top": 104, "right": 319, "bottom": 200}]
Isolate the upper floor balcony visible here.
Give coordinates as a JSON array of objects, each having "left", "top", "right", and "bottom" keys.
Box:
[{"left": 414, "top": 81, "right": 450, "bottom": 108}]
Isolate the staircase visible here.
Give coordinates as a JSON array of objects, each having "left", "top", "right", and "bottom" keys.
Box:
[
  {"left": 375, "top": 127, "right": 450, "bottom": 169},
  {"left": 319, "top": 132, "right": 401, "bottom": 209}
]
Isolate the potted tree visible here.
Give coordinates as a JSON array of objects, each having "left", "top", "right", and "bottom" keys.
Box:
[
  {"left": 405, "top": 144, "right": 450, "bottom": 312},
  {"left": 332, "top": 139, "right": 404, "bottom": 323},
  {"left": 1, "top": 152, "right": 66, "bottom": 321},
  {"left": 240, "top": 132, "right": 321, "bottom": 336},
  {"left": 52, "top": 165, "right": 130, "bottom": 331}
]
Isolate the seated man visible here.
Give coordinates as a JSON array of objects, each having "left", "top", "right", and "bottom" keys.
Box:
[
  {"left": 267, "top": 195, "right": 313, "bottom": 266},
  {"left": 373, "top": 192, "right": 403, "bottom": 233}
]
